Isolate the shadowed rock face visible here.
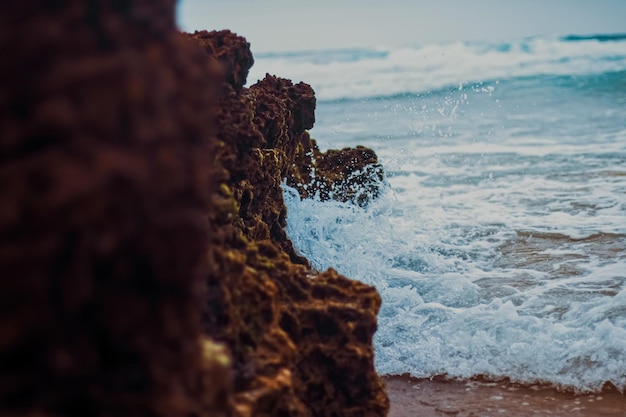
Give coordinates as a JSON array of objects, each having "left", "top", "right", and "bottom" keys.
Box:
[
  {"left": 0, "top": 2, "right": 232, "bottom": 417},
  {"left": 0, "top": 3, "right": 388, "bottom": 417}
]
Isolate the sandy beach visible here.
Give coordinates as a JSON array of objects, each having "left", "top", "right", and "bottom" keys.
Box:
[{"left": 385, "top": 375, "right": 626, "bottom": 417}]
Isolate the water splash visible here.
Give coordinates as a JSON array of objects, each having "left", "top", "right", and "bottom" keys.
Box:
[{"left": 283, "top": 156, "right": 626, "bottom": 392}]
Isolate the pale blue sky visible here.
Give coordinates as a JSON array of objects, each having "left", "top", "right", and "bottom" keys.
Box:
[{"left": 178, "top": 0, "right": 626, "bottom": 52}]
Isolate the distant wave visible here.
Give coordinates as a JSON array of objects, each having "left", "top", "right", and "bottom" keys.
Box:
[
  {"left": 318, "top": 70, "right": 626, "bottom": 104},
  {"left": 562, "top": 33, "right": 626, "bottom": 43},
  {"left": 255, "top": 48, "right": 388, "bottom": 64},
  {"left": 249, "top": 35, "right": 626, "bottom": 101}
]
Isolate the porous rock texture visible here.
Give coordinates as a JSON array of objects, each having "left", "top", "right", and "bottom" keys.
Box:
[
  {"left": 190, "top": 29, "right": 389, "bottom": 417},
  {"left": 0, "top": 2, "right": 388, "bottom": 417}
]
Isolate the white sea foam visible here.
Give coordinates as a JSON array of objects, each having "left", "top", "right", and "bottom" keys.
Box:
[
  {"left": 283, "top": 133, "right": 626, "bottom": 391},
  {"left": 283, "top": 165, "right": 626, "bottom": 391}
]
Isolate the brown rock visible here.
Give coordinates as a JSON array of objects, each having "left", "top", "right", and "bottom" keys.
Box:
[
  {"left": 187, "top": 30, "right": 391, "bottom": 417},
  {"left": 305, "top": 146, "right": 386, "bottom": 206},
  {"left": 189, "top": 30, "right": 254, "bottom": 92},
  {"left": 0, "top": 2, "right": 231, "bottom": 417}
]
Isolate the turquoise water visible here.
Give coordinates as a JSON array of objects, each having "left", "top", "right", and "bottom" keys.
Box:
[{"left": 253, "top": 35, "right": 626, "bottom": 392}]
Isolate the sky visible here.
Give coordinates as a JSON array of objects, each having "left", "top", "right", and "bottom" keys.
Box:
[{"left": 177, "top": 0, "right": 626, "bottom": 53}]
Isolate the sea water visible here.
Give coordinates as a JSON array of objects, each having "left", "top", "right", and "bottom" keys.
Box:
[{"left": 250, "top": 35, "right": 626, "bottom": 393}]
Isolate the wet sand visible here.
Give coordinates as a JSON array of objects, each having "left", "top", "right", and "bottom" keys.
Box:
[{"left": 385, "top": 375, "right": 626, "bottom": 417}]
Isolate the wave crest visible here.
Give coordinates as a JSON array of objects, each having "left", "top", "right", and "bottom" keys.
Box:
[{"left": 249, "top": 35, "right": 626, "bottom": 101}]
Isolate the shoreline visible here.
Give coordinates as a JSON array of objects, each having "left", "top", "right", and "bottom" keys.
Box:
[{"left": 385, "top": 375, "right": 626, "bottom": 416}]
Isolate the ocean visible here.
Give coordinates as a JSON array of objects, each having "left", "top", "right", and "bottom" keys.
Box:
[{"left": 249, "top": 34, "right": 626, "bottom": 393}]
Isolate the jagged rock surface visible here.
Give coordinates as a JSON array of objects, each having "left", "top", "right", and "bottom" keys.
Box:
[
  {"left": 190, "top": 29, "right": 388, "bottom": 417},
  {"left": 0, "top": 3, "right": 389, "bottom": 417},
  {"left": 302, "top": 146, "right": 385, "bottom": 206}
]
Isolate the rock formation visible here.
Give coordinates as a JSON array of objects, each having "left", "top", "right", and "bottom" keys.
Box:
[
  {"left": 190, "top": 29, "right": 389, "bottom": 417},
  {"left": 0, "top": 2, "right": 388, "bottom": 417}
]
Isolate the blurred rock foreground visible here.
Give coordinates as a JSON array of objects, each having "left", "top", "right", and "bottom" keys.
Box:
[{"left": 0, "top": 2, "right": 388, "bottom": 417}]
